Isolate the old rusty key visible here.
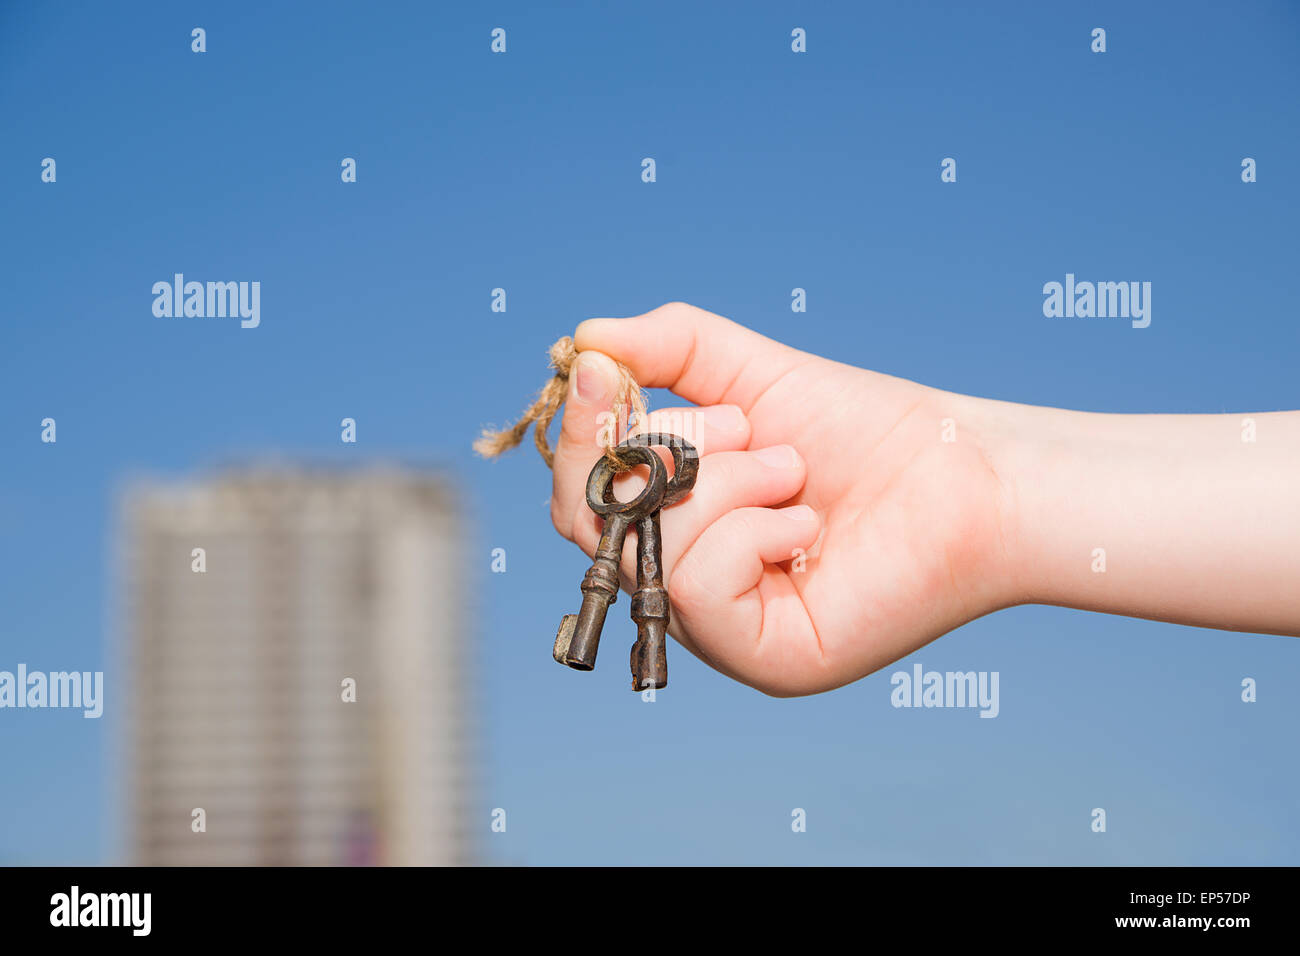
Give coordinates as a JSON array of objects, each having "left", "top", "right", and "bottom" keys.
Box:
[
  {"left": 620, "top": 432, "right": 699, "bottom": 691},
  {"left": 553, "top": 444, "right": 667, "bottom": 672}
]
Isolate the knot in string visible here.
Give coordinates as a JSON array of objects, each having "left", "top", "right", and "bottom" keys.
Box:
[{"left": 473, "top": 336, "right": 648, "bottom": 469}]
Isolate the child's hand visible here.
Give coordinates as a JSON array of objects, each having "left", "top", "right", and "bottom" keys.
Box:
[
  {"left": 550, "top": 303, "right": 1300, "bottom": 696},
  {"left": 548, "top": 303, "right": 1014, "bottom": 695}
]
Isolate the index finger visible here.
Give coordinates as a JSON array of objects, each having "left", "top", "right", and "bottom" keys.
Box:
[{"left": 574, "top": 302, "right": 807, "bottom": 411}]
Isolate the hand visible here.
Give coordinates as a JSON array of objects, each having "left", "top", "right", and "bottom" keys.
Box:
[
  {"left": 549, "top": 302, "right": 1015, "bottom": 695},
  {"left": 551, "top": 303, "right": 1300, "bottom": 696}
]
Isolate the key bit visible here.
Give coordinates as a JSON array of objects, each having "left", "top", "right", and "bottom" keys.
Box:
[{"left": 554, "top": 444, "right": 667, "bottom": 671}]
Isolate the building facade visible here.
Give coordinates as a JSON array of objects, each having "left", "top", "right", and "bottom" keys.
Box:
[{"left": 122, "top": 467, "right": 470, "bottom": 865}]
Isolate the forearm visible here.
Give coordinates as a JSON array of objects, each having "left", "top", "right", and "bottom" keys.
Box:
[{"left": 971, "top": 397, "right": 1300, "bottom": 635}]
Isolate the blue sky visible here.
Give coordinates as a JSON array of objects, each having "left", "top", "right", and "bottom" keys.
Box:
[{"left": 1, "top": 0, "right": 1297, "bottom": 865}]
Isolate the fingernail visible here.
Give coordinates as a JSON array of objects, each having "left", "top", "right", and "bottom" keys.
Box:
[
  {"left": 701, "top": 404, "right": 746, "bottom": 431},
  {"left": 574, "top": 354, "right": 608, "bottom": 405},
  {"left": 781, "top": 505, "right": 818, "bottom": 522},
  {"left": 755, "top": 444, "right": 799, "bottom": 468}
]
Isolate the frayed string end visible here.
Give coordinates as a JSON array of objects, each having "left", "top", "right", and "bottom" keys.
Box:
[{"left": 474, "top": 336, "right": 647, "bottom": 469}]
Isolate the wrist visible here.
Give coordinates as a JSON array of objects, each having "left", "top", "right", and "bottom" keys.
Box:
[
  {"left": 952, "top": 392, "right": 1059, "bottom": 611},
  {"left": 918, "top": 388, "right": 1038, "bottom": 615}
]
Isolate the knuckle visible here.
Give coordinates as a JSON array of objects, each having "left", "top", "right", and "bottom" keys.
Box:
[{"left": 654, "top": 301, "right": 698, "bottom": 325}]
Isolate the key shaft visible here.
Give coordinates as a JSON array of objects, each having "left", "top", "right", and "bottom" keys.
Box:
[
  {"left": 555, "top": 444, "right": 667, "bottom": 671},
  {"left": 562, "top": 511, "right": 635, "bottom": 669},
  {"left": 630, "top": 507, "right": 669, "bottom": 690},
  {"left": 620, "top": 432, "right": 700, "bottom": 691}
]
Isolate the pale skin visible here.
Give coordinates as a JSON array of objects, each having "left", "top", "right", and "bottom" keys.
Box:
[{"left": 549, "top": 302, "right": 1300, "bottom": 697}]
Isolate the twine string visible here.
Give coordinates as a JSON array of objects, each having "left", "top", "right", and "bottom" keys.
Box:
[{"left": 473, "top": 336, "right": 647, "bottom": 469}]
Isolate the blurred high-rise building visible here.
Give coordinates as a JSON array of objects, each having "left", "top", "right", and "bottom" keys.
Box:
[{"left": 120, "top": 467, "right": 471, "bottom": 865}]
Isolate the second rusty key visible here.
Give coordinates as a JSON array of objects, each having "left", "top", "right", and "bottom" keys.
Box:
[
  {"left": 621, "top": 432, "right": 700, "bottom": 691},
  {"left": 553, "top": 444, "right": 667, "bottom": 671}
]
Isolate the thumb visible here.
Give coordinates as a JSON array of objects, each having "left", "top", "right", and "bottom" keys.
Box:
[
  {"left": 549, "top": 349, "right": 627, "bottom": 538},
  {"left": 574, "top": 302, "right": 805, "bottom": 410}
]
